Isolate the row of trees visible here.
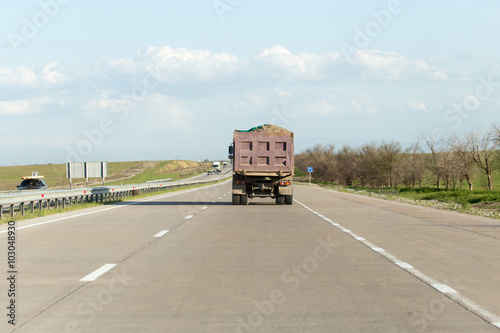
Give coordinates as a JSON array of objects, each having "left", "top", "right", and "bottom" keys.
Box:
[{"left": 295, "top": 126, "right": 500, "bottom": 190}]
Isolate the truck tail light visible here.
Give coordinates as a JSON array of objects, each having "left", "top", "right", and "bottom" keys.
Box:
[
  {"left": 280, "top": 181, "right": 291, "bottom": 186},
  {"left": 235, "top": 180, "right": 245, "bottom": 184}
]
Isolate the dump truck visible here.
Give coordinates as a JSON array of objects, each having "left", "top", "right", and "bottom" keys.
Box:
[{"left": 229, "top": 124, "right": 294, "bottom": 205}]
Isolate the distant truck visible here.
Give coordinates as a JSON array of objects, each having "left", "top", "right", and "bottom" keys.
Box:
[
  {"left": 212, "top": 161, "right": 221, "bottom": 174},
  {"left": 229, "top": 124, "right": 294, "bottom": 205}
]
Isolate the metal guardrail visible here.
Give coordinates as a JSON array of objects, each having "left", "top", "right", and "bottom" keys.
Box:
[
  {"left": 146, "top": 178, "right": 172, "bottom": 183},
  {"left": 0, "top": 178, "right": 217, "bottom": 219}
]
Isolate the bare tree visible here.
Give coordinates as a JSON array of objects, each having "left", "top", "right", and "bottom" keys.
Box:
[
  {"left": 449, "top": 133, "right": 476, "bottom": 190},
  {"left": 298, "top": 144, "right": 337, "bottom": 182},
  {"left": 397, "top": 148, "right": 413, "bottom": 187},
  {"left": 357, "top": 143, "right": 382, "bottom": 187},
  {"left": 422, "top": 135, "right": 444, "bottom": 189},
  {"left": 295, "top": 126, "right": 497, "bottom": 190},
  {"left": 467, "top": 128, "right": 498, "bottom": 190},
  {"left": 377, "top": 141, "right": 401, "bottom": 187},
  {"left": 336, "top": 145, "right": 358, "bottom": 186},
  {"left": 494, "top": 124, "right": 500, "bottom": 143},
  {"left": 399, "top": 141, "right": 425, "bottom": 187},
  {"left": 439, "top": 142, "right": 456, "bottom": 189}
]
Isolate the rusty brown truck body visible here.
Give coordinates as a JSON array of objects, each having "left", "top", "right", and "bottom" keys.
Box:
[{"left": 230, "top": 127, "right": 294, "bottom": 205}]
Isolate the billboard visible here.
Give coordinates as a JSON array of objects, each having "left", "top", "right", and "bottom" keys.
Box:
[{"left": 67, "top": 162, "right": 107, "bottom": 179}]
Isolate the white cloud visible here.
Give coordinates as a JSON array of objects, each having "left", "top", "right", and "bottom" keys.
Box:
[
  {"left": 253, "top": 45, "right": 340, "bottom": 80},
  {"left": 350, "top": 49, "right": 448, "bottom": 81},
  {"left": 0, "top": 66, "right": 38, "bottom": 86},
  {"left": 135, "top": 46, "right": 242, "bottom": 82},
  {"left": 106, "top": 58, "right": 138, "bottom": 73},
  {"left": 408, "top": 100, "right": 428, "bottom": 112},
  {"left": 0, "top": 63, "right": 70, "bottom": 87},
  {"left": 352, "top": 100, "right": 362, "bottom": 109},
  {"left": 139, "top": 93, "right": 193, "bottom": 130},
  {"left": 414, "top": 59, "right": 448, "bottom": 80},
  {"left": 274, "top": 88, "right": 292, "bottom": 97},
  {"left": 87, "top": 45, "right": 453, "bottom": 95},
  {"left": 82, "top": 91, "right": 121, "bottom": 113},
  {"left": 246, "top": 93, "right": 268, "bottom": 107},
  {"left": 0, "top": 96, "right": 52, "bottom": 115},
  {"left": 351, "top": 99, "right": 378, "bottom": 114},
  {"left": 40, "top": 62, "right": 70, "bottom": 84},
  {"left": 305, "top": 100, "right": 344, "bottom": 116}
]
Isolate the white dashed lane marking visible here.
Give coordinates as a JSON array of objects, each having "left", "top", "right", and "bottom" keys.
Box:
[
  {"left": 80, "top": 264, "right": 117, "bottom": 282},
  {"left": 153, "top": 230, "right": 170, "bottom": 238}
]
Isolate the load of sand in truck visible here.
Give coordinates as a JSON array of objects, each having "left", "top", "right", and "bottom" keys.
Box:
[{"left": 237, "top": 124, "right": 292, "bottom": 134}]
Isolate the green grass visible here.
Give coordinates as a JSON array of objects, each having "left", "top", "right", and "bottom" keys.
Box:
[
  {"left": 0, "top": 163, "right": 68, "bottom": 191},
  {"left": 398, "top": 187, "right": 500, "bottom": 206},
  {"left": 0, "top": 160, "right": 210, "bottom": 190},
  {"left": 294, "top": 166, "right": 306, "bottom": 177},
  {"left": 343, "top": 186, "right": 500, "bottom": 209},
  {"left": 105, "top": 161, "right": 141, "bottom": 178}
]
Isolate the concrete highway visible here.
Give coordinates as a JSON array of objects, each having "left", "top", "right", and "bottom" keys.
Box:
[{"left": 1, "top": 181, "right": 500, "bottom": 332}]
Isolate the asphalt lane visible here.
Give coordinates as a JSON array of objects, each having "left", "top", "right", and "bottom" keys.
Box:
[
  {"left": 1, "top": 182, "right": 499, "bottom": 332},
  {"left": 0, "top": 181, "right": 229, "bottom": 332}
]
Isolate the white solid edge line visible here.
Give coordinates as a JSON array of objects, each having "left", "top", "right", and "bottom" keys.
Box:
[
  {"left": 0, "top": 181, "right": 229, "bottom": 234},
  {"left": 153, "top": 230, "right": 170, "bottom": 238},
  {"left": 80, "top": 263, "right": 117, "bottom": 282},
  {"left": 396, "top": 262, "right": 414, "bottom": 269},
  {"left": 371, "top": 247, "right": 385, "bottom": 253},
  {"left": 295, "top": 199, "right": 500, "bottom": 329},
  {"left": 432, "top": 283, "right": 458, "bottom": 294}
]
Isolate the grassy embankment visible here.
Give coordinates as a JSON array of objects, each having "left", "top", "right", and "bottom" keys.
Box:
[
  {"left": 0, "top": 160, "right": 213, "bottom": 224},
  {"left": 0, "top": 160, "right": 211, "bottom": 191}
]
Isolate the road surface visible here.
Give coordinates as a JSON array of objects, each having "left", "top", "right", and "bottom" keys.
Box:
[{"left": 1, "top": 181, "right": 500, "bottom": 332}]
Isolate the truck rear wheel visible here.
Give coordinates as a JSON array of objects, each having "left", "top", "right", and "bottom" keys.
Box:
[
  {"left": 232, "top": 194, "right": 240, "bottom": 205},
  {"left": 276, "top": 195, "right": 285, "bottom": 205},
  {"left": 241, "top": 194, "right": 249, "bottom": 205},
  {"left": 285, "top": 195, "right": 293, "bottom": 205}
]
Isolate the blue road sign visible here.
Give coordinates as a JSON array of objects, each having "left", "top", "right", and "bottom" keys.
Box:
[{"left": 307, "top": 167, "right": 313, "bottom": 173}]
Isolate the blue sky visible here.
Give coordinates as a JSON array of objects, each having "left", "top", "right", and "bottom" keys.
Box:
[{"left": 1, "top": 0, "right": 500, "bottom": 165}]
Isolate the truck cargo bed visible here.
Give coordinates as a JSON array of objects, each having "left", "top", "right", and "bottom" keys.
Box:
[{"left": 233, "top": 131, "right": 294, "bottom": 174}]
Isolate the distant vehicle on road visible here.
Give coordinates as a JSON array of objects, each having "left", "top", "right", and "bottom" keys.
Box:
[
  {"left": 223, "top": 161, "right": 228, "bottom": 167},
  {"left": 17, "top": 175, "right": 48, "bottom": 190},
  {"left": 212, "top": 161, "right": 221, "bottom": 173}
]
